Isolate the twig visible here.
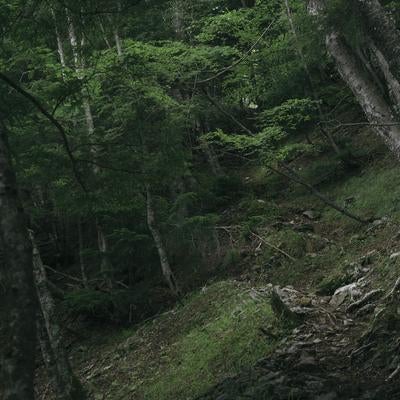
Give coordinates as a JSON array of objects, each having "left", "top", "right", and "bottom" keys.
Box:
[
  {"left": 386, "top": 365, "right": 400, "bottom": 382},
  {"left": 250, "top": 231, "right": 296, "bottom": 261},
  {"left": 44, "top": 265, "right": 85, "bottom": 284}
]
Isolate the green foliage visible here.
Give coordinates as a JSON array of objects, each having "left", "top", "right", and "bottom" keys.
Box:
[
  {"left": 259, "top": 98, "right": 319, "bottom": 133},
  {"left": 62, "top": 286, "right": 161, "bottom": 323},
  {"left": 212, "top": 174, "right": 244, "bottom": 206}
]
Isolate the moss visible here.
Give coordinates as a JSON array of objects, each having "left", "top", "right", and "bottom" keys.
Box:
[
  {"left": 83, "top": 280, "right": 280, "bottom": 400},
  {"left": 324, "top": 163, "right": 400, "bottom": 224},
  {"left": 138, "top": 281, "right": 277, "bottom": 400},
  {"left": 316, "top": 272, "right": 351, "bottom": 296}
]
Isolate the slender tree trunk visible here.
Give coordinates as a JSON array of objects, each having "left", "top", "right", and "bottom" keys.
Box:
[
  {"left": 31, "top": 232, "right": 87, "bottom": 400},
  {"left": 51, "top": 8, "right": 67, "bottom": 71},
  {"left": 171, "top": 0, "right": 185, "bottom": 40},
  {"left": 99, "top": 19, "right": 112, "bottom": 50},
  {"left": 202, "top": 140, "right": 224, "bottom": 177},
  {"left": 78, "top": 218, "right": 89, "bottom": 287},
  {"left": 0, "top": 122, "right": 36, "bottom": 400},
  {"left": 114, "top": 27, "right": 123, "bottom": 57},
  {"left": 146, "top": 186, "right": 180, "bottom": 296},
  {"left": 66, "top": 9, "right": 112, "bottom": 277}
]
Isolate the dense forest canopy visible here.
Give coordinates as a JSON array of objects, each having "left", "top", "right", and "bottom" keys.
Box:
[{"left": 2, "top": 0, "right": 400, "bottom": 399}]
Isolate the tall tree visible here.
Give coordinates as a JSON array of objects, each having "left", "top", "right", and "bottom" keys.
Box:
[{"left": 0, "top": 122, "right": 36, "bottom": 400}]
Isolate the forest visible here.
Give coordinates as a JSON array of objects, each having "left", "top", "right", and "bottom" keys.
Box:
[{"left": 2, "top": 0, "right": 400, "bottom": 399}]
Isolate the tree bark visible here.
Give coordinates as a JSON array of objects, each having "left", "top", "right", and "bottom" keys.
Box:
[
  {"left": 368, "top": 39, "right": 400, "bottom": 110},
  {"left": 31, "top": 232, "right": 87, "bottom": 400},
  {"left": 325, "top": 31, "right": 400, "bottom": 158},
  {"left": 146, "top": 186, "right": 180, "bottom": 296},
  {"left": 356, "top": 0, "right": 400, "bottom": 80},
  {"left": 0, "top": 122, "right": 36, "bottom": 400},
  {"left": 51, "top": 8, "right": 67, "bottom": 71},
  {"left": 308, "top": 0, "right": 400, "bottom": 158}
]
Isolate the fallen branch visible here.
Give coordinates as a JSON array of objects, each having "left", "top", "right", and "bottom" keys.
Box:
[
  {"left": 250, "top": 231, "right": 296, "bottom": 261},
  {"left": 269, "top": 163, "right": 370, "bottom": 224}
]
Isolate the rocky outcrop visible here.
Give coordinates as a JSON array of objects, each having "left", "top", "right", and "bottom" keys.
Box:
[{"left": 197, "top": 263, "right": 400, "bottom": 399}]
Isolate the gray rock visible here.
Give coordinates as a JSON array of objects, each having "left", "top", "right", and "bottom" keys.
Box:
[
  {"left": 329, "top": 283, "right": 361, "bottom": 307},
  {"left": 271, "top": 286, "right": 313, "bottom": 322}
]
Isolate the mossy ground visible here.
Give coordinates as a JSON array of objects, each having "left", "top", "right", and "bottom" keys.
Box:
[{"left": 64, "top": 280, "right": 279, "bottom": 400}]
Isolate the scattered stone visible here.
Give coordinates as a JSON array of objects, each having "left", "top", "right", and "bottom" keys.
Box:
[{"left": 329, "top": 283, "right": 361, "bottom": 308}]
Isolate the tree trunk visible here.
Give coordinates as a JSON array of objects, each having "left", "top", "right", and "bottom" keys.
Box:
[
  {"left": 146, "top": 186, "right": 180, "bottom": 296},
  {"left": 66, "top": 10, "right": 112, "bottom": 278},
  {"left": 78, "top": 218, "right": 89, "bottom": 287},
  {"left": 51, "top": 8, "right": 67, "bottom": 70},
  {"left": 308, "top": 0, "right": 400, "bottom": 158},
  {"left": 202, "top": 140, "right": 225, "bottom": 177},
  {"left": 357, "top": 0, "right": 400, "bottom": 80},
  {"left": 114, "top": 28, "right": 123, "bottom": 56},
  {"left": 369, "top": 39, "right": 400, "bottom": 110},
  {"left": 0, "top": 122, "right": 36, "bottom": 400},
  {"left": 31, "top": 232, "right": 87, "bottom": 400},
  {"left": 325, "top": 31, "right": 400, "bottom": 157}
]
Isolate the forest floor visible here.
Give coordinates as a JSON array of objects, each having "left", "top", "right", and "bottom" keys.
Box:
[{"left": 35, "top": 128, "right": 400, "bottom": 399}]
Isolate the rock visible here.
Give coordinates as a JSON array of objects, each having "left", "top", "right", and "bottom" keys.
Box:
[
  {"left": 303, "top": 210, "right": 318, "bottom": 220},
  {"left": 294, "top": 353, "right": 318, "bottom": 371},
  {"left": 329, "top": 283, "right": 361, "bottom": 308},
  {"left": 293, "top": 223, "right": 314, "bottom": 232},
  {"left": 346, "top": 289, "right": 383, "bottom": 313},
  {"left": 271, "top": 286, "right": 313, "bottom": 322},
  {"left": 390, "top": 252, "right": 400, "bottom": 260}
]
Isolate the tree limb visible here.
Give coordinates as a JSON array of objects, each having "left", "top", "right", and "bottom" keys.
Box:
[{"left": 0, "top": 72, "right": 87, "bottom": 192}]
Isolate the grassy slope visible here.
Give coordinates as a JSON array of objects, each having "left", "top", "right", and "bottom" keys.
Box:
[{"left": 67, "top": 281, "right": 279, "bottom": 400}]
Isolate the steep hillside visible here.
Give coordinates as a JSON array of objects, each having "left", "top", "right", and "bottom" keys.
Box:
[{"left": 35, "top": 127, "right": 400, "bottom": 399}]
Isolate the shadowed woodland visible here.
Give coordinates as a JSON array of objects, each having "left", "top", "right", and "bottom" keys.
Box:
[{"left": 2, "top": 1, "right": 400, "bottom": 399}]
